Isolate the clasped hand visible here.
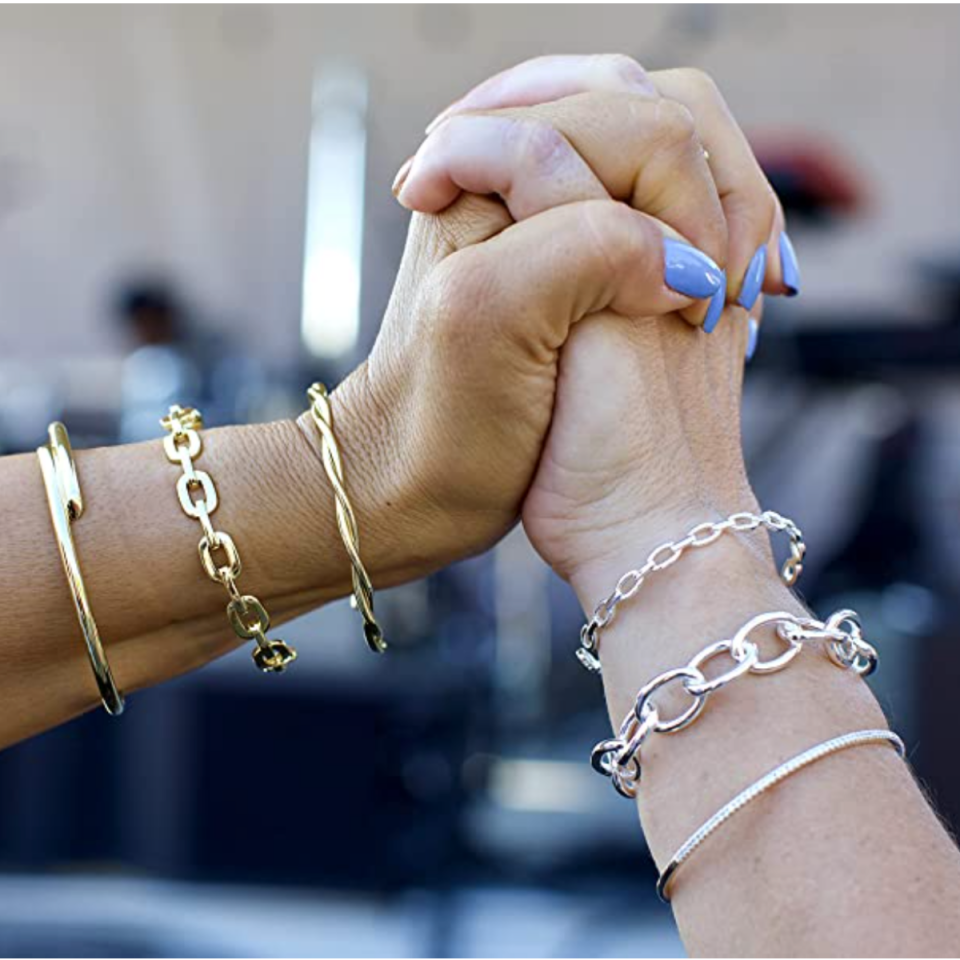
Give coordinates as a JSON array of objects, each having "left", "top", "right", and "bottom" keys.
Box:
[{"left": 319, "top": 55, "right": 799, "bottom": 608}]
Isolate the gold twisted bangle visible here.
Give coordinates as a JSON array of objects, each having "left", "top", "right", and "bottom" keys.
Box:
[
  {"left": 306, "top": 383, "right": 386, "bottom": 654},
  {"left": 37, "top": 423, "right": 125, "bottom": 716},
  {"left": 160, "top": 405, "right": 297, "bottom": 673}
]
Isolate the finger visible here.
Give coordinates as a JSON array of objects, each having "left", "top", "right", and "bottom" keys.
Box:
[
  {"left": 398, "top": 96, "right": 728, "bottom": 329},
  {"left": 650, "top": 69, "right": 782, "bottom": 311},
  {"left": 763, "top": 201, "right": 801, "bottom": 297},
  {"left": 436, "top": 199, "right": 724, "bottom": 353},
  {"left": 396, "top": 114, "right": 608, "bottom": 221},
  {"left": 425, "top": 53, "right": 658, "bottom": 133},
  {"left": 512, "top": 95, "right": 727, "bottom": 272},
  {"left": 414, "top": 55, "right": 726, "bottom": 279},
  {"left": 408, "top": 89, "right": 726, "bottom": 276}
]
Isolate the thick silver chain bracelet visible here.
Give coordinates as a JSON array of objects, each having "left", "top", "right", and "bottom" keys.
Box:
[
  {"left": 577, "top": 511, "right": 806, "bottom": 674},
  {"left": 591, "top": 608, "right": 878, "bottom": 799}
]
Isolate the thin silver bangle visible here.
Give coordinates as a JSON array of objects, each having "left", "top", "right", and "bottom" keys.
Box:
[{"left": 657, "top": 729, "right": 905, "bottom": 903}]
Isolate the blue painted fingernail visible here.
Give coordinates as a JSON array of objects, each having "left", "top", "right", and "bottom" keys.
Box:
[
  {"left": 737, "top": 245, "right": 767, "bottom": 311},
  {"left": 779, "top": 232, "right": 801, "bottom": 297},
  {"left": 746, "top": 316, "right": 759, "bottom": 361},
  {"left": 663, "top": 238, "right": 724, "bottom": 300},
  {"left": 703, "top": 281, "right": 727, "bottom": 333}
]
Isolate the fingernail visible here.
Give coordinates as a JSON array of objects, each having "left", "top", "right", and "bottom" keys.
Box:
[
  {"left": 663, "top": 238, "right": 724, "bottom": 301},
  {"left": 703, "top": 282, "right": 727, "bottom": 334},
  {"left": 746, "top": 316, "right": 759, "bottom": 361},
  {"left": 392, "top": 157, "right": 414, "bottom": 197},
  {"left": 779, "top": 232, "right": 801, "bottom": 297},
  {"left": 737, "top": 245, "right": 767, "bottom": 311}
]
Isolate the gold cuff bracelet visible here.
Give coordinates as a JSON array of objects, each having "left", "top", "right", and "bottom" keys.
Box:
[{"left": 38, "top": 422, "right": 125, "bottom": 716}]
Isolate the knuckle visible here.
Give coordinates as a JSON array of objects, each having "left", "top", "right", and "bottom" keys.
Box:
[
  {"left": 676, "top": 66, "right": 721, "bottom": 104},
  {"left": 424, "top": 248, "right": 499, "bottom": 349},
  {"left": 654, "top": 99, "right": 698, "bottom": 147},
  {"left": 429, "top": 194, "right": 513, "bottom": 252},
  {"left": 733, "top": 180, "right": 779, "bottom": 236},
  {"left": 699, "top": 212, "right": 729, "bottom": 269},
  {"left": 506, "top": 117, "right": 570, "bottom": 176},
  {"left": 580, "top": 200, "right": 641, "bottom": 282},
  {"left": 597, "top": 52, "right": 649, "bottom": 85}
]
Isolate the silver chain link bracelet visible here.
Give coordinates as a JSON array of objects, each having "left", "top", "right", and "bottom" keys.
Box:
[
  {"left": 591, "top": 608, "right": 878, "bottom": 799},
  {"left": 578, "top": 511, "right": 806, "bottom": 674}
]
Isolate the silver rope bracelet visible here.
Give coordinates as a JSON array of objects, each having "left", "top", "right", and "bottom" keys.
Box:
[
  {"left": 656, "top": 729, "right": 906, "bottom": 903},
  {"left": 578, "top": 510, "right": 806, "bottom": 674}
]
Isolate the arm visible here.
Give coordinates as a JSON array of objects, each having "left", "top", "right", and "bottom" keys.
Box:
[
  {"left": 572, "top": 531, "right": 960, "bottom": 957},
  {"left": 11, "top": 51, "right": 768, "bottom": 746},
  {"left": 398, "top": 55, "right": 960, "bottom": 956},
  {"left": 3, "top": 166, "right": 709, "bottom": 747},
  {"left": 2, "top": 374, "right": 415, "bottom": 745}
]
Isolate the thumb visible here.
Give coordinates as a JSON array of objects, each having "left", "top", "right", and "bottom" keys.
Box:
[
  {"left": 435, "top": 199, "right": 724, "bottom": 357},
  {"left": 401, "top": 192, "right": 513, "bottom": 269}
]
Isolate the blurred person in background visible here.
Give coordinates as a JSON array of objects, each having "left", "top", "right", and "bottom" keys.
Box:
[
  {"left": 2, "top": 54, "right": 959, "bottom": 957},
  {"left": 114, "top": 278, "right": 269, "bottom": 440},
  {"left": 114, "top": 280, "right": 201, "bottom": 442},
  {"left": 116, "top": 282, "right": 184, "bottom": 349}
]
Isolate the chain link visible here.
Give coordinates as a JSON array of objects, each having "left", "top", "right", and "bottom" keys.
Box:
[
  {"left": 577, "top": 510, "right": 806, "bottom": 673},
  {"left": 161, "top": 405, "right": 297, "bottom": 674},
  {"left": 198, "top": 531, "right": 242, "bottom": 585},
  {"left": 591, "top": 608, "right": 878, "bottom": 799}
]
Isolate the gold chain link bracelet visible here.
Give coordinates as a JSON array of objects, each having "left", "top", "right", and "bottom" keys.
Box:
[
  {"left": 306, "top": 383, "right": 386, "bottom": 654},
  {"left": 38, "top": 422, "right": 125, "bottom": 715},
  {"left": 160, "top": 405, "right": 297, "bottom": 673}
]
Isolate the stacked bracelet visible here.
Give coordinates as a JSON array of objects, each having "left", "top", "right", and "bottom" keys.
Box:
[
  {"left": 577, "top": 510, "right": 905, "bottom": 902},
  {"left": 38, "top": 423, "right": 125, "bottom": 715},
  {"left": 306, "top": 383, "right": 386, "bottom": 654},
  {"left": 578, "top": 510, "right": 805, "bottom": 674},
  {"left": 161, "top": 405, "right": 297, "bottom": 673},
  {"left": 582, "top": 509, "right": 899, "bottom": 905},
  {"left": 591, "top": 608, "right": 878, "bottom": 799}
]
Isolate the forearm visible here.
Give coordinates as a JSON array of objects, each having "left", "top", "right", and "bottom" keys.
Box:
[
  {"left": 0, "top": 371, "right": 459, "bottom": 746},
  {"left": 571, "top": 528, "right": 960, "bottom": 957}
]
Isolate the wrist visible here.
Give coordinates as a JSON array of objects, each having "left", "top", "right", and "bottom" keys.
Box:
[
  {"left": 291, "top": 365, "right": 462, "bottom": 594},
  {"left": 291, "top": 367, "right": 408, "bottom": 593},
  {"left": 566, "top": 488, "right": 764, "bottom": 616},
  {"left": 590, "top": 537, "right": 889, "bottom": 877},
  {"left": 567, "top": 502, "right": 803, "bottom": 726}
]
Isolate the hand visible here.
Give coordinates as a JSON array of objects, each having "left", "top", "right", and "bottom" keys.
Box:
[
  {"left": 318, "top": 194, "right": 713, "bottom": 584},
  {"left": 313, "top": 58, "right": 786, "bottom": 584},
  {"left": 392, "top": 55, "right": 796, "bottom": 598}
]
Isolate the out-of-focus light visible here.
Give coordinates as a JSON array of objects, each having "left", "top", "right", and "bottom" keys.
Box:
[
  {"left": 490, "top": 758, "right": 597, "bottom": 814},
  {"left": 301, "top": 66, "right": 367, "bottom": 359}
]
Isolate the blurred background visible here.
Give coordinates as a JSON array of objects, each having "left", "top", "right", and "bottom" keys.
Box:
[{"left": 1, "top": 3, "right": 960, "bottom": 957}]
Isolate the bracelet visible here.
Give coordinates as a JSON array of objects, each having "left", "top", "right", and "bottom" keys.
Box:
[
  {"left": 591, "top": 609, "right": 878, "bottom": 799},
  {"left": 656, "top": 729, "right": 906, "bottom": 903},
  {"left": 306, "top": 383, "right": 386, "bottom": 654},
  {"left": 160, "top": 405, "right": 297, "bottom": 673},
  {"left": 578, "top": 511, "right": 806, "bottom": 674},
  {"left": 37, "top": 423, "right": 125, "bottom": 715}
]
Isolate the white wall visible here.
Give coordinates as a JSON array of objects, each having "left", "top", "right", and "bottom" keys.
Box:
[{"left": 0, "top": 4, "right": 958, "bottom": 366}]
